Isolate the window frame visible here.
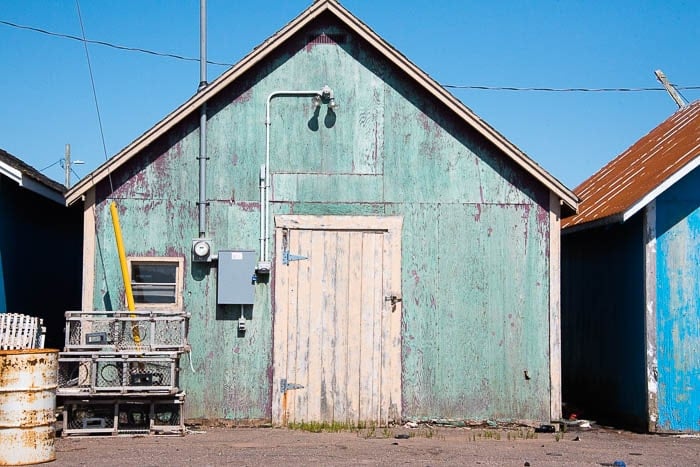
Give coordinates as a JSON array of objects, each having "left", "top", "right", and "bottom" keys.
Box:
[{"left": 127, "top": 257, "right": 184, "bottom": 311}]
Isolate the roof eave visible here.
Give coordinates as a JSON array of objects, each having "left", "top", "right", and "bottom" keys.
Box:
[
  {"left": 562, "top": 212, "right": 625, "bottom": 235},
  {"left": 0, "top": 158, "right": 65, "bottom": 204}
]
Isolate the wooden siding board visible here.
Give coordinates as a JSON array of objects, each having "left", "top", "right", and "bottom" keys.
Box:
[
  {"left": 274, "top": 174, "right": 383, "bottom": 203},
  {"left": 333, "top": 231, "right": 351, "bottom": 423},
  {"left": 82, "top": 189, "right": 96, "bottom": 311},
  {"left": 549, "top": 192, "right": 562, "bottom": 420},
  {"left": 304, "top": 230, "right": 324, "bottom": 422},
  {"left": 398, "top": 201, "right": 550, "bottom": 421},
  {"left": 644, "top": 202, "right": 659, "bottom": 431},
  {"left": 381, "top": 89, "right": 537, "bottom": 206},
  {"left": 318, "top": 231, "right": 334, "bottom": 421},
  {"left": 353, "top": 81, "right": 384, "bottom": 175},
  {"left": 294, "top": 230, "right": 313, "bottom": 422},
  {"left": 279, "top": 202, "right": 386, "bottom": 216},
  {"left": 346, "top": 232, "right": 364, "bottom": 422},
  {"left": 358, "top": 233, "right": 376, "bottom": 422},
  {"left": 398, "top": 204, "right": 440, "bottom": 418},
  {"left": 435, "top": 203, "right": 550, "bottom": 420},
  {"left": 655, "top": 169, "right": 700, "bottom": 432},
  {"left": 272, "top": 228, "right": 287, "bottom": 424}
]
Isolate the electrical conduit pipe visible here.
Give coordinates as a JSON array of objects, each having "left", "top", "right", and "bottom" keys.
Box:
[{"left": 261, "top": 86, "right": 335, "bottom": 266}]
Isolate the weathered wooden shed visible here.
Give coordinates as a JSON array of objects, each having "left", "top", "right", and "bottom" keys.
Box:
[
  {"left": 562, "top": 100, "right": 700, "bottom": 432},
  {"left": 0, "top": 148, "right": 83, "bottom": 348},
  {"left": 66, "top": 0, "right": 577, "bottom": 425}
]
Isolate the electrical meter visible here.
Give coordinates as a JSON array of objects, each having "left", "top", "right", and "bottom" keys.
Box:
[{"left": 192, "top": 239, "right": 213, "bottom": 262}]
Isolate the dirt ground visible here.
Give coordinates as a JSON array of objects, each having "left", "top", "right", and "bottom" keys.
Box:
[{"left": 49, "top": 425, "right": 700, "bottom": 466}]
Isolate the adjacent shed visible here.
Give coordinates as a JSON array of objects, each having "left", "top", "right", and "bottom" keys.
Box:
[
  {"left": 0, "top": 148, "right": 83, "bottom": 348},
  {"left": 66, "top": 0, "right": 577, "bottom": 425},
  {"left": 562, "top": 100, "right": 700, "bottom": 432}
]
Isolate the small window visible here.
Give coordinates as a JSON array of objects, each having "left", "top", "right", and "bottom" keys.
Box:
[{"left": 128, "top": 257, "right": 183, "bottom": 309}]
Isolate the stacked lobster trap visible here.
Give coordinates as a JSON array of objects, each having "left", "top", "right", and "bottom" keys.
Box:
[{"left": 57, "top": 310, "right": 190, "bottom": 436}]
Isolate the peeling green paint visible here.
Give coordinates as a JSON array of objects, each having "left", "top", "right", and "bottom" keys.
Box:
[{"left": 89, "top": 20, "right": 553, "bottom": 422}]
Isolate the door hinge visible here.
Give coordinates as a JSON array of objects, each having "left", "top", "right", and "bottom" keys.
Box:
[
  {"left": 280, "top": 378, "right": 305, "bottom": 394},
  {"left": 281, "top": 228, "right": 309, "bottom": 265},
  {"left": 282, "top": 250, "right": 308, "bottom": 265}
]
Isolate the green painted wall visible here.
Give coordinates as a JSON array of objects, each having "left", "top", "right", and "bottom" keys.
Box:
[{"left": 90, "top": 16, "right": 552, "bottom": 422}]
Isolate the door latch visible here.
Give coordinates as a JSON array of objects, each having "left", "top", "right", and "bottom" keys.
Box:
[
  {"left": 385, "top": 295, "right": 402, "bottom": 305},
  {"left": 385, "top": 295, "right": 402, "bottom": 311}
]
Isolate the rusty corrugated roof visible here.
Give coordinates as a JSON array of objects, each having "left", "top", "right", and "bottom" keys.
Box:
[{"left": 562, "top": 100, "right": 700, "bottom": 230}]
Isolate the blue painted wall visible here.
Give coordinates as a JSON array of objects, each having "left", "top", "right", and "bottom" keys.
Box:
[
  {"left": 655, "top": 167, "right": 700, "bottom": 432},
  {"left": 563, "top": 165, "right": 700, "bottom": 433},
  {"left": 0, "top": 174, "right": 83, "bottom": 347},
  {"left": 561, "top": 215, "right": 646, "bottom": 430}
]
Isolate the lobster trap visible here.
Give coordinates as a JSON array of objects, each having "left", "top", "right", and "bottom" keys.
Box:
[
  {"left": 61, "top": 393, "right": 186, "bottom": 436},
  {"left": 57, "top": 352, "right": 180, "bottom": 395},
  {"left": 64, "top": 310, "right": 189, "bottom": 352}
]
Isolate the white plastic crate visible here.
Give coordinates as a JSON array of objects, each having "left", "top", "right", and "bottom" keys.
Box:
[{"left": 0, "top": 313, "right": 45, "bottom": 349}]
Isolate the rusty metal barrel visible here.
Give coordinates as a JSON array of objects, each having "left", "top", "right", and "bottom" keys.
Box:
[{"left": 0, "top": 349, "right": 58, "bottom": 466}]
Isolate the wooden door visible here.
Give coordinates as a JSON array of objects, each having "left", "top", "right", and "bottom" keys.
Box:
[{"left": 272, "top": 215, "right": 402, "bottom": 426}]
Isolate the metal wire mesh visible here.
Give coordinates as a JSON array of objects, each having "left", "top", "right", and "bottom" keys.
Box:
[
  {"left": 96, "top": 361, "right": 124, "bottom": 387},
  {"left": 155, "top": 319, "right": 185, "bottom": 348},
  {"left": 66, "top": 403, "right": 115, "bottom": 430},
  {"left": 117, "top": 403, "right": 151, "bottom": 430},
  {"left": 153, "top": 402, "right": 182, "bottom": 426},
  {"left": 57, "top": 360, "right": 91, "bottom": 390},
  {"left": 128, "top": 361, "right": 172, "bottom": 387},
  {"left": 114, "top": 321, "right": 150, "bottom": 350}
]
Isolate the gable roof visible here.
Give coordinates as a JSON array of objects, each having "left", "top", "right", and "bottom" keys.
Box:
[
  {"left": 562, "top": 100, "right": 700, "bottom": 231},
  {"left": 0, "top": 148, "right": 66, "bottom": 204},
  {"left": 65, "top": 0, "right": 577, "bottom": 213}
]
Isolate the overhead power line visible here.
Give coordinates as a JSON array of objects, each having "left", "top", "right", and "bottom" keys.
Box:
[
  {"left": 443, "top": 84, "right": 700, "bottom": 93},
  {"left": 0, "top": 18, "right": 232, "bottom": 67},
  {"left": 74, "top": 0, "right": 114, "bottom": 193},
  {"left": 2, "top": 18, "right": 699, "bottom": 94}
]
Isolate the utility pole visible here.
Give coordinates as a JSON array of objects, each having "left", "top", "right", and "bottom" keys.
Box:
[
  {"left": 63, "top": 144, "right": 84, "bottom": 188},
  {"left": 654, "top": 70, "right": 687, "bottom": 109},
  {"left": 64, "top": 143, "right": 71, "bottom": 188}
]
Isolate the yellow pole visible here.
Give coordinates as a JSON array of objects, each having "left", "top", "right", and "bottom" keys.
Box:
[
  {"left": 110, "top": 201, "right": 141, "bottom": 345},
  {"left": 110, "top": 201, "right": 136, "bottom": 311}
]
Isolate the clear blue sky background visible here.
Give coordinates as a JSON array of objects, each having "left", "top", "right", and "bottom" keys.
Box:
[{"left": 1, "top": 0, "right": 698, "bottom": 190}]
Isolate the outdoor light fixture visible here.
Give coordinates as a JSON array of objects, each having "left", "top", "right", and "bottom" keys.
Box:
[{"left": 311, "top": 85, "right": 337, "bottom": 110}]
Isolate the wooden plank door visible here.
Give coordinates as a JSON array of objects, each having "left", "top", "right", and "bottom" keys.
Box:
[{"left": 272, "top": 215, "right": 402, "bottom": 426}]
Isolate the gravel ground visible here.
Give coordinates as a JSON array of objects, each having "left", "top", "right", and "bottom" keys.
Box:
[{"left": 49, "top": 425, "right": 700, "bottom": 466}]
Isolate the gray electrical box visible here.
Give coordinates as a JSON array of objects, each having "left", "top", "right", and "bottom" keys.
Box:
[{"left": 217, "top": 250, "right": 256, "bottom": 305}]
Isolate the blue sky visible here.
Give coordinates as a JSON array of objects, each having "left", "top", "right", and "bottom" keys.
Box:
[{"left": 1, "top": 0, "right": 698, "bottom": 189}]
